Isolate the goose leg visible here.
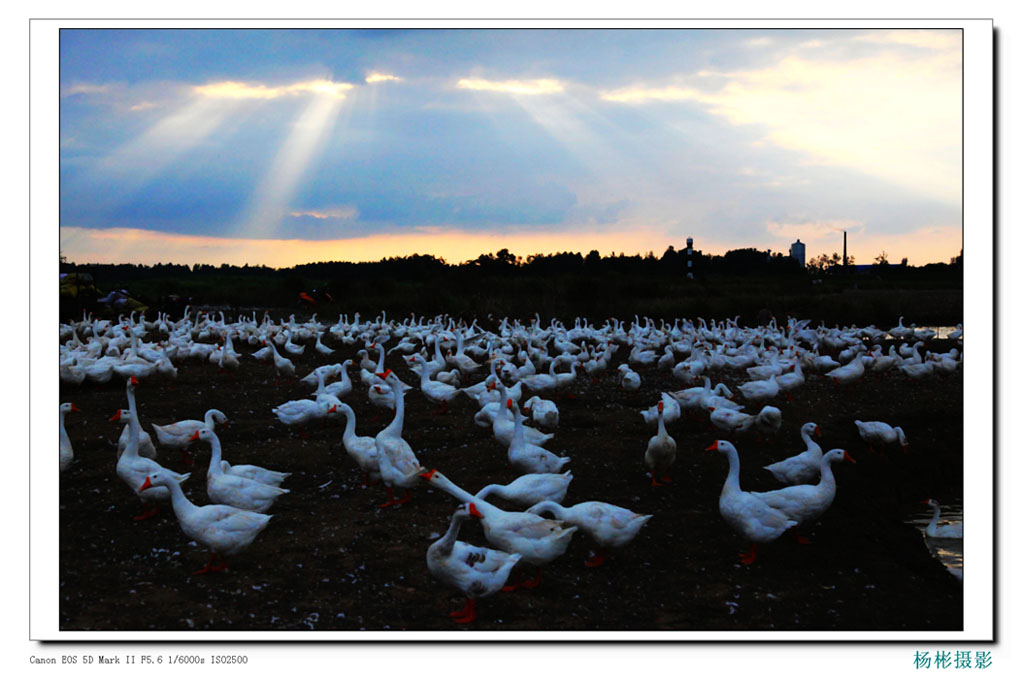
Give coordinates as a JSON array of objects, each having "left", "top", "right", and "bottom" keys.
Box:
[
  {"left": 584, "top": 550, "right": 608, "bottom": 568},
  {"left": 393, "top": 489, "right": 412, "bottom": 506},
  {"left": 738, "top": 543, "right": 759, "bottom": 565},
  {"left": 521, "top": 566, "right": 542, "bottom": 589},
  {"left": 449, "top": 598, "right": 471, "bottom": 618},
  {"left": 790, "top": 529, "right": 811, "bottom": 545},
  {"left": 501, "top": 568, "right": 522, "bottom": 592},
  {"left": 133, "top": 503, "right": 159, "bottom": 521},
  {"left": 451, "top": 598, "right": 477, "bottom": 624},
  {"left": 210, "top": 555, "right": 228, "bottom": 572},
  {"left": 378, "top": 486, "right": 397, "bottom": 508},
  {"left": 193, "top": 553, "right": 218, "bottom": 575}
]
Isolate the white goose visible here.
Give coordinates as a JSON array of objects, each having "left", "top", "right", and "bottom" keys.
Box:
[
  {"left": 826, "top": 355, "right": 867, "bottom": 387},
  {"left": 138, "top": 470, "right": 272, "bottom": 575},
  {"left": 707, "top": 440, "right": 797, "bottom": 565},
  {"left": 750, "top": 449, "right": 854, "bottom": 541},
  {"left": 113, "top": 402, "right": 158, "bottom": 461},
  {"left": 59, "top": 402, "right": 80, "bottom": 472},
  {"left": 418, "top": 361, "right": 462, "bottom": 414},
  {"left": 506, "top": 399, "right": 570, "bottom": 474},
  {"left": 268, "top": 340, "right": 296, "bottom": 379},
  {"left": 523, "top": 395, "right": 559, "bottom": 428},
  {"left": 418, "top": 469, "right": 578, "bottom": 590},
  {"left": 854, "top": 419, "right": 908, "bottom": 454},
  {"left": 374, "top": 370, "right": 424, "bottom": 507},
  {"left": 753, "top": 405, "right": 783, "bottom": 441},
  {"left": 640, "top": 393, "right": 681, "bottom": 426},
  {"left": 218, "top": 460, "right": 290, "bottom": 488},
  {"left": 272, "top": 394, "right": 336, "bottom": 436},
  {"left": 618, "top": 363, "right": 641, "bottom": 391},
  {"left": 152, "top": 408, "right": 228, "bottom": 462},
  {"left": 114, "top": 378, "right": 191, "bottom": 520},
  {"left": 645, "top": 400, "right": 677, "bottom": 486},
  {"left": 923, "top": 499, "right": 963, "bottom": 538},
  {"left": 475, "top": 471, "right": 574, "bottom": 507},
  {"left": 738, "top": 374, "right": 780, "bottom": 401},
  {"left": 192, "top": 429, "right": 289, "bottom": 513},
  {"left": 336, "top": 402, "right": 381, "bottom": 487},
  {"left": 709, "top": 406, "right": 754, "bottom": 435},
  {"left": 525, "top": 500, "right": 652, "bottom": 567},
  {"left": 763, "top": 422, "right": 823, "bottom": 484},
  {"left": 426, "top": 503, "right": 522, "bottom": 624}
]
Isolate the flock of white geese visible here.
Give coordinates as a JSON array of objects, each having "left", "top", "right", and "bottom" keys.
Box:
[{"left": 59, "top": 310, "right": 963, "bottom": 622}]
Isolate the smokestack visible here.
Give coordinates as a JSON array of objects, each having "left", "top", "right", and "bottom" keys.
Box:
[{"left": 843, "top": 231, "right": 848, "bottom": 268}]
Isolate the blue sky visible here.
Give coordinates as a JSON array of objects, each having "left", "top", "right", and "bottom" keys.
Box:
[{"left": 59, "top": 28, "right": 962, "bottom": 266}]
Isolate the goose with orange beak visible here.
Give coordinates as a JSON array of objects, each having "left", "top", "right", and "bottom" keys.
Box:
[
  {"left": 426, "top": 503, "right": 522, "bottom": 624},
  {"left": 190, "top": 428, "right": 289, "bottom": 513},
  {"left": 138, "top": 471, "right": 272, "bottom": 575},
  {"left": 644, "top": 400, "right": 677, "bottom": 486},
  {"left": 374, "top": 370, "right": 423, "bottom": 508},
  {"left": 750, "top": 449, "right": 855, "bottom": 543},
  {"left": 418, "top": 469, "right": 577, "bottom": 590},
  {"left": 707, "top": 440, "right": 797, "bottom": 565},
  {"left": 763, "top": 423, "right": 824, "bottom": 485}
]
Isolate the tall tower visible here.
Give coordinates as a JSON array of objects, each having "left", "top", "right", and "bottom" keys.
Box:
[
  {"left": 843, "top": 231, "right": 848, "bottom": 268},
  {"left": 685, "top": 237, "right": 694, "bottom": 279},
  {"left": 789, "top": 239, "right": 805, "bottom": 267}
]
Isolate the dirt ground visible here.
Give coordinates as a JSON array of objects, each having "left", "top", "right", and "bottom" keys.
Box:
[{"left": 58, "top": 328, "right": 964, "bottom": 632}]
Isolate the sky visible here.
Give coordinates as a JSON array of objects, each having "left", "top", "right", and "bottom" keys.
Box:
[{"left": 58, "top": 28, "right": 963, "bottom": 267}]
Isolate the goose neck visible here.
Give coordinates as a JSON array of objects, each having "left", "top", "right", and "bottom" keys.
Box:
[
  {"left": 341, "top": 405, "right": 358, "bottom": 442},
  {"left": 529, "top": 500, "right": 566, "bottom": 519},
  {"left": 435, "top": 511, "right": 469, "bottom": 555},
  {"left": 722, "top": 446, "right": 742, "bottom": 493},
  {"left": 164, "top": 478, "right": 196, "bottom": 517}
]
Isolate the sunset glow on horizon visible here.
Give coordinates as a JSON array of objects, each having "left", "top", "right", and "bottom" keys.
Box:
[{"left": 60, "top": 28, "right": 963, "bottom": 268}]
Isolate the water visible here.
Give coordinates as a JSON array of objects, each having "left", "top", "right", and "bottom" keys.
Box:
[{"left": 908, "top": 500, "right": 963, "bottom": 580}]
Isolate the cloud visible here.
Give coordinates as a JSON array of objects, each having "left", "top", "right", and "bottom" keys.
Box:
[
  {"left": 854, "top": 29, "right": 962, "bottom": 51},
  {"left": 765, "top": 218, "right": 864, "bottom": 240},
  {"left": 599, "top": 85, "right": 703, "bottom": 103},
  {"left": 194, "top": 79, "right": 355, "bottom": 100},
  {"left": 62, "top": 83, "right": 110, "bottom": 96},
  {"left": 289, "top": 207, "right": 359, "bottom": 220},
  {"left": 456, "top": 77, "right": 564, "bottom": 95},
  {"left": 366, "top": 73, "right": 402, "bottom": 84},
  {"left": 599, "top": 40, "right": 961, "bottom": 205},
  {"left": 129, "top": 101, "right": 158, "bottom": 112}
]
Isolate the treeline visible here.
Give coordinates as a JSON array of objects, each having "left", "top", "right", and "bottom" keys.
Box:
[{"left": 60, "top": 246, "right": 963, "bottom": 326}]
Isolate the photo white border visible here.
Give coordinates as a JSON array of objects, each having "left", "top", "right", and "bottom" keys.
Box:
[{"left": 30, "top": 14, "right": 993, "bottom": 653}]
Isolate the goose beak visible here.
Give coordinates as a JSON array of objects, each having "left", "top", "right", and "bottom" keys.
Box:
[
  {"left": 418, "top": 469, "right": 437, "bottom": 481},
  {"left": 328, "top": 404, "right": 337, "bottom": 413},
  {"left": 130, "top": 376, "right": 139, "bottom": 385},
  {"left": 843, "top": 451, "right": 856, "bottom": 464},
  {"left": 139, "top": 476, "right": 152, "bottom": 492},
  {"left": 814, "top": 425, "right": 821, "bottom": 437},
  {"left": 468, "top": 503, "right": 484, "bottom": 519},
  {"left": 108, "top": 411, "right": 121, "bottom": 422},
  {"left": 376, "top": 369, "right": 392, "bottom": 379},
  {"left": 70, "top": 404, "right": 81, "bottom": 413},
  {"left": 189, "top": 430, "right": 200, "bottom": 442},
  {"left": 705, "top": 441, "right": 719, "bottom": 451}
]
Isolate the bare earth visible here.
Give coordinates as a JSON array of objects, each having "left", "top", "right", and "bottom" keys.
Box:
[{"left": 58, "top": 332, "right": 963, "bottom": 632}]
